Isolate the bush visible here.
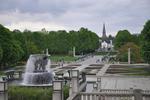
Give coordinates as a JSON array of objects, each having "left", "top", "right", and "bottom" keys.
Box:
[
  {"left": 8, "top": 85, "right": 69, "bottom": 100},
  {"left": 117, "top": 42, "right": 142, "bottom": 63},
  {"left": 63, "top": 85, "right": 69, "bottom": 100}
]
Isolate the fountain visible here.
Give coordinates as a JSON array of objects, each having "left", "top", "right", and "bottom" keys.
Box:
[{"left": 22, "top": 54, "right": 54, "bottom": 86}]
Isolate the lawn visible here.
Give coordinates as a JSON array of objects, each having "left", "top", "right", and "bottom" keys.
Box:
[{"left": 50, "top": 55, "right": 78, "bottom": 62}]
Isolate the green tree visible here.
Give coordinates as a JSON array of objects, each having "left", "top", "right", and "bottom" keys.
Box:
[
  {"left": 0, "top": 24, "right": 24, "bottom": 68},
  {"left": 75, "top": 27, "right": 99, "bottom": 54},
  {"left": 140, "top": 20, "right": 150, "bottom": 63},
  {"left": 23, "top": 31, "right": 40, "bottom": 59},
  {"left": 46, "top": 28, "right": 99, "bottom": 55},
  {"left": 117, "top": 42, "right": 142, "bottom": 63},
  {"left": 0, "top": 45, "right": 3, "bottom": 62},
  {"left": 26, "top": 41, "right": 39, "bottom": 56},
  {"left": 7, "top": 40, "right": 24, "bottom": 64},
  {"left": 131, "top": 34, "right": 140, "bottom": 45},
  {"left": 12, "top": 30, "right": 26, "bottom": 60},
  {"left": 0, "top": 24, "right": 13, "bottom": 67},
  {"left": 0, "top": 24, "right": 100, "bottom": 68},
  {"left": 31, "top": 32, "right": 47, "bottom": 51},
  {"left": 114, "top": 30, "right": 132, "bottom": 49}
]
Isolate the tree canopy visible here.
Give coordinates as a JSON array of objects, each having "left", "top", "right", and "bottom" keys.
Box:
[
  {"left": 0, "top": 24, "right": 99, "bottom": 69},
  {"left": 0, "top": 24, "right": 24, "bottom": 68},
  {"left": 114, "top": 30, "right": 132, "bottom": 49},
  {"left": 117, "top": 42, "right": 142, "bottom": 63},
  {"left": 140, "top": 20, "right": 150, "bottom": 63}
]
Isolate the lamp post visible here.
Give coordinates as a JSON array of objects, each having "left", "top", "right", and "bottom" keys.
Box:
[
  {"left": 97, "top": 77, "right": 101, "bottom": 91},
  {"left": 53, "top": 81, "right": 63, "bottom": 100}
]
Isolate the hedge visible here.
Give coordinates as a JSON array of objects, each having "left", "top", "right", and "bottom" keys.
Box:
[{"left": 8, "top": 85, "right": 69, "bottom": 100}]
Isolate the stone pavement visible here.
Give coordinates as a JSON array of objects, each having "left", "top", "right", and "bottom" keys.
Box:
[
  {"left": 96, "top": 64, "right": 110, "bottom": 76},
  {"left": 53, "top": 55, "right": 150, "bottom": 91},
  {"left": 60, "top": 55, "right": 112, "bottom": 78},
  {"left": 101, "top": 76, "right": 150, "bottom": 90},
  {"left": 63, "top": 55, "right": 103, "bottom": 76}
]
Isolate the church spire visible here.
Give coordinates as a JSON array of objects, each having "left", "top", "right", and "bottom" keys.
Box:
[{"left": 102, "top": 23, "right": 107, "bottom": 38}]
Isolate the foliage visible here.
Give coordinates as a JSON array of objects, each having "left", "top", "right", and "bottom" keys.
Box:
[
  {"left": 25, "top": 41, "right": 40, "bottom": 59},
  {"left": 8, "top": 86, "right": 52, "bottom": 100},
  {"left": 7, "top": 40, "right": 24, "bottom": 64},
  {"left": 114, "top": 30, "right": 132, "bottom": 49},
  {"left": 141, "top": 20, "right": 150, "bottom": 41},
  {"left": 131, "top": 34, "right": 140, "bottom": 45},
  {"left": 0, "top": 24, "right": 24, "bottom": 69},
  {"left": 0, "top": 45, "right": 3, "bottom": 62},
  {"left": 0, "top": 71, "right": 4, "bottom": 76},
  {"left": 63, "top": 85, "right": 70, "bottom": 100},
  {"left": 45, "top": 28, "right": 99, "bottom": 54},
  {"left": 140, "top": 20, "right": 150, "bottom": 64},
  {"left": 0, "top": 24, "right": 99, "bottom": 69},
  {"left": 8, "top": 85, "right": 69, "bottom": 100},
  {"left": 117, "top": 42, "right": 142, "bottom": 63}
]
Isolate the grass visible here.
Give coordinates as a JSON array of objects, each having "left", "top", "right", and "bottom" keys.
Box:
[
  {"left": 124, "top": 72, "right": 150, "bottom": 76},
  {"left": 50, "top": 55, "right": 78, "bottom": 62}
]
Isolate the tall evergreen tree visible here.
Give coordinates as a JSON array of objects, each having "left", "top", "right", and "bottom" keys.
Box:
[{"left": 141, "top": 20, "right": 150, "bottom": 63}]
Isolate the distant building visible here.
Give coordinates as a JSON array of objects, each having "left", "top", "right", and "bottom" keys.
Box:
[{"left": 100, "top": 23, "right": 114, "bottom": 51}]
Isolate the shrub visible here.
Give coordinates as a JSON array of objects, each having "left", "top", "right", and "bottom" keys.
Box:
[
  {"left": 8, "top": 85, "right": 69, "bottom": 100},
  {"left": 117, "top": 42, "right": 142, "bottom": 63}
]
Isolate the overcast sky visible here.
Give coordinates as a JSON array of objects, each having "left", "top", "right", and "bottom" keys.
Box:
[{"left": 0, "top": 0, "right": 150, "bottom": 36}]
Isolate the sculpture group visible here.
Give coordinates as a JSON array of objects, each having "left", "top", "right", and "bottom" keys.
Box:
[{"left": 34, "top": 56, "right": 48, "bottom": 72}]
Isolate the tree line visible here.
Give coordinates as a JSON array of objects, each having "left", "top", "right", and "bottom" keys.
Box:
[
  {"left": 0, "top": 25, "right": 99, "bottom": 69},
  {"left": 114, "top": 20, "right": 150, "bottom": 63}
]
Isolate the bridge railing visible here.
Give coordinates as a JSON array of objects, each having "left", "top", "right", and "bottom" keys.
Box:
[
  {"left": 78, "top": 89, "right": 150, "bottom": 100},
  {"left": 79, "top": 92, "right": 134, "bottom": 100},
  {"left": 53, "top": 70, "right": 150, "bottom": 100}
]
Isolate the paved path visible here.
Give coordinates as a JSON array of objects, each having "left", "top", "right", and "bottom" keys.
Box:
[
  {"left": 96, "top": 64, "right": 110, "bottom": 76},
  {"left": 101, "top": 76, "right": 150, "bottom": 90},
  {"left": 60, "top": 55, "right": 113, "bottom": 78},
  {"left": 63, "top": 55, "right": 103, "bottom": 76}
]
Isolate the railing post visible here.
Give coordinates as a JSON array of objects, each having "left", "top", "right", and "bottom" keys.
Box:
[
  {"left": 128, "top": 48, "right": 131, "bottom": 64},
  {"left": 93, "top": 82, "right": 98, "bottom": 92},
  {"left": 133, "top": 89, "right": 142, "bottom": 100},
  {"left": 69, "top": 81, "right": 72, "bottom": 96},
  {"left": 70, "top": 70, "right": 79, "bottom": 94},
  {"left": 0, "top": 81, "right": 8, "bottom": 100},
  {"left": 52, "top": 80, "right": 63, "bottom": 100},
  {"left": 18, "top": 70, "right": 23, "bottom": 79}
]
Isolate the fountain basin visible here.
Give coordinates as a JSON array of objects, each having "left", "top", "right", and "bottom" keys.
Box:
[{"left": 22, "top": 54, "right": 54, "bottom": 86}]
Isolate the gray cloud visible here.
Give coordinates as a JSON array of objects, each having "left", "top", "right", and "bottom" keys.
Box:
[{"left": 0, "top": 0, "right": 150, "bottom": 36}]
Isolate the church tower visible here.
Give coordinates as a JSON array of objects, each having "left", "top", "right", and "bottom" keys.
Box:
[{"left": 102, "top": 23, "right": 107, "bottom": 39}]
